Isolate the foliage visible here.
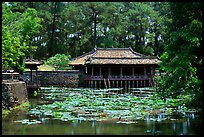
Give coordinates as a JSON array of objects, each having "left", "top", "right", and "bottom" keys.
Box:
[
  {"left": 45, "top": 54, "right": 71, "bottom": 70},
  {"left": 2, "top": 100, "right": 30, "bottom": 118},
  {"left": 7, "top": 2, "right": 170, "bottom": 60},
  {"left": 37, "top": 64, "right": 55, "bottom": 71},
  {"left": 22, "top": 87, "right": 199, "bottom": 125},
  {"left": 156, "top": 2, "right": 202, "bottom": 108},
  {"left": 2, "top": 2, "right": 41, "bottom": 73}
]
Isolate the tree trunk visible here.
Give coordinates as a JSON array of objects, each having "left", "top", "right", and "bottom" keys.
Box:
[
  {"left": 49, "top": 2, "right": 57, "bottom": 57},
  {"left": 93, "top": 12, "right": 97, "bottom": 49}
]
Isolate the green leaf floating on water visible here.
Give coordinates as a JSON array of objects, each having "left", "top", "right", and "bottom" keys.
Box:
[{"left": 26, "top": 87, "right": 200, "bottom": 124}]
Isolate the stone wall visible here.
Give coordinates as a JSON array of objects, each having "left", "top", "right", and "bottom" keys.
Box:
[
  {"left": 2, "top": 81, "right": 28, "bottom": 109},
  {"left": 23, "top": 70, "right": 81, "bottom": 87}
]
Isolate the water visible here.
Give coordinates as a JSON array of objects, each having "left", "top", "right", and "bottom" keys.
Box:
[
  {"left": 2, "top": 89, "right": 202, "bottom": 135},
  {"left": 2, "top": 111, "right": 202, "bottom": 135}
]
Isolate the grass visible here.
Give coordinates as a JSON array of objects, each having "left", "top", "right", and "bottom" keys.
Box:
[
  {"left": 2, "top": 101, "right": 30, "bottom": 118},
  {"left": 37, "top": 64, "right": 55, "bottom": 71}
]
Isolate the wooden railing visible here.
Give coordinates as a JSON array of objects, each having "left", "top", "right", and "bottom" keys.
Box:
[
  {"left": 83, "top": 75, "right": 150, "bottom": 80},
  {"left": 2, "top": 72, "right": 19, "bottom": 81}
]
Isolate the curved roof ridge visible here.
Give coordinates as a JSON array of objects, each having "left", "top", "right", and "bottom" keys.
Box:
[
  {"left": 96, "top": 47, "right": 130, "bottom": 50},
  {"left": 70, "top": 49, "right": 96, "bottom": 61},
  {"left": 128, "top": 47, "right": 147, "bottom": 57}
]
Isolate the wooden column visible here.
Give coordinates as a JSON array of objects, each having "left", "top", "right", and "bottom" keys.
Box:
[
  {"left": 36, "top": 68, "right": 38, "bottom": 87},
  {"left": 144, "top": 66, "right": 146, "bottom": 75},
  {"left": 99, "top": 80, "right": 101, "bottom": 88},
  {"left": 120, "top": 67, "right": 123, "bottom": 77},
  {"left": 125, "top": 80, "right": 127, "bottom": 90},
  {"left": 91, "top": 66, "right": 94, "bottom": 76},
  {"left": 128, "top": 80, "right": 130, "bottom": 90},
  {"left": 108, "top": 66, "right": 111, "bottom": 77},
  {"left": 94, "top": 80, "right": 97, "bottom": 89},
  {"left": 91, "top": 80, "right": 93, "bottom": 88},
  {"left": 99, "top": 66, "right": 102, "bottom": 76},
  {"left": 136, "top": 81, "right": 138, "bottom": 88},
  {"left": 30, "top": 69, "right": 32, "bottom": 82},
  {"left": 132, "top": 80, "right": 135, "bottom": 88},
  {"left": 132, "top": 67, "right": 135, "bottom": 76},
  {"left": 144, "top": 80, "right": 146, "bottom": 87}
]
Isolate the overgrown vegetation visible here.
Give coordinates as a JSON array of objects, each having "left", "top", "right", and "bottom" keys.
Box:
[
  {"left": 156, "top": 3, "right": 202, "bottom": 108},
  {"left": 2, "top": 101, "right": 30, "bottom": 118}
]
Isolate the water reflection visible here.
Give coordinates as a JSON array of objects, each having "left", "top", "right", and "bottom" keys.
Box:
[{"left": 2, "top": 112, "right": 202, "bottom": 135}]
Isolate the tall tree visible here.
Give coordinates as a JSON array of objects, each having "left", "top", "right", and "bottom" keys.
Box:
[
  {"left": 157, "top": 2, "right": 202, "bottom": 107},
  {"left": 2, "top": 2, "right": 41, "bottom": 73}
]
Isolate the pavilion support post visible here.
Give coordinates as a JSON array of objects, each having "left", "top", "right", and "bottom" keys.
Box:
[
  {"left": 91, "top": 66, "right": 94, "bottom": 76},
  {"left": 108, "top": 79, "right": 110, "bottom": 88},
  {"left": 120, "top": 80, "right": 122, "bottom": 91},
  {"left": 136, "top": 81, "right": 138, "bottom": 88},
  {"left": 99, "top": 80, "right": 101, "bottom": 89},
  {"left": 94, "top": 80, "right": 97, "bottom": 89},
  {"left": 108, "top": 66, "right": 111, "bottom": 77},
  {"left": 128, "top": 80, "right": 130, "bottom": 91},
  {"left": 91, "top": 80, "right": 93, "bottom": 88},
  {"left": 99, "top": 67, "right": 102, "bottom": 78},
  {"left": 30, "top": 69, "right": 32, "bottom": 82},
  {"left": 120, "top": 67, "right": 123, "bottom": 77},
  {"left": 140, "top": 80, "right": 142, "bottom": 87},
  {"left": 125, "top": 80, "right": 127, "bottom": 91},
  {"left": 132, "top": 67, "right": 135, "bottom": 76},
  {"left": 144, "top": 66, "right": 146, "bottom": 75},
  {"left": 144, "top": 80, "right": 146, "bottom": 87},
  {"left": 132, "top": 80, "right": 134, "bottom": 89}
]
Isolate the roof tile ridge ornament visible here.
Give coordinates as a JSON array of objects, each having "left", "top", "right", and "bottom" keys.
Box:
[{"left": 85, "top": 47, "right": 97, "bottom": 64}]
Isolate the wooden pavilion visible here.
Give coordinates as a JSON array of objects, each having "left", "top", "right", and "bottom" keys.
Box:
[
  {"left": 69, "top": 47, "right": 161, "bottom": 89},
  {"left": 24, "top": 59, "right": 43, "bottom": 90}
]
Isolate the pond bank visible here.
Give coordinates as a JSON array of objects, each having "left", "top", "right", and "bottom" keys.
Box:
[{"left": 2, "top": 80, "right": 28, "bottom": 109}]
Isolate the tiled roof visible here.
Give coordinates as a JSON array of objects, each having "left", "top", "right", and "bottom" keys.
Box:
[
  {"left": 25, "top": 59, "right": 43, "bottom": 65},
  {"left": 69, "top": 47, "right": 161, "bottom": 65}
]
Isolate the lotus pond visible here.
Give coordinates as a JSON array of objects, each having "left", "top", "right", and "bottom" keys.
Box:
[{"left": 2, "top": 87, "right": 202, "bottom": 135}]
